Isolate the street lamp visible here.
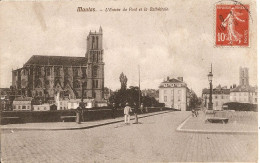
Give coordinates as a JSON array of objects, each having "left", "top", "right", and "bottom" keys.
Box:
[{"left": 207, "top": 64, "right": 213, "bottom": 110}]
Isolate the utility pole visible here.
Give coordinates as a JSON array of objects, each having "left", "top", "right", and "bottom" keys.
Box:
[
  {"left": 133, "top": 65, "right": 141, "bottom": 124},
  {"left": 208, "top": 64, "right": 213, "bottom": 110},
  {"left": 138, "top": 65, "right": 141, "bottom": 108}
]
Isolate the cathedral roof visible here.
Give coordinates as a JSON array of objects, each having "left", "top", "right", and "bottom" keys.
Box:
[
  {"left": 230, "top": 85, "right": 256, "bottom": 92},
  {"left": 25, "top": 55, "right": 88, "bottom": 66}
]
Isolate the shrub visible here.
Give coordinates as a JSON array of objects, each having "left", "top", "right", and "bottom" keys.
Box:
[{"left": 223, "top": 102, "right": 257, "bottom": 112}]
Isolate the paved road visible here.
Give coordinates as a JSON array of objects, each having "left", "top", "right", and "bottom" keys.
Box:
[{"left": 1, "top": 111, "right": 257, "bottom": 162}]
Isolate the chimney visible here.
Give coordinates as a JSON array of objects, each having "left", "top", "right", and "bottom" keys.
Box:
[
  {"left": 167, "top": 76, "right": 170, "bottom": 81},
  {"left": 233, "top": 84, "right": 236, "bottom": 88},
  {"left": 177, "top": 77, "right": 183, "bottom": 82}
]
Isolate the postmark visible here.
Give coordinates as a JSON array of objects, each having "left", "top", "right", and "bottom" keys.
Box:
[{"left": 215, "top": 4, "right": 249, "bottom": 47}]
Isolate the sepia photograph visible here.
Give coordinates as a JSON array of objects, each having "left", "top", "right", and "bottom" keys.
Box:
[{"left": 0, "top": 0, "right": 258, "bottom": 162}]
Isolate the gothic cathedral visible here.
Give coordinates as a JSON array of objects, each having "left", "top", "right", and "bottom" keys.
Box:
[{"left": 12, "top": 27, "right": 105, "bottom": 101}]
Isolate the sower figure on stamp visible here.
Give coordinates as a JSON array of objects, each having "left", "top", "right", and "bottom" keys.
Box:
[
  {"left": 124, "top": 102, "right": 132, "bottom": 124},
  {"left": 221, "top": 7, "right": 245, "bottom": 44}
]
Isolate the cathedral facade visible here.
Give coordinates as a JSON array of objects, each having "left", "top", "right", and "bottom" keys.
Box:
[{"left": 12, "top": 27, "right": 105, "bottom": 101}]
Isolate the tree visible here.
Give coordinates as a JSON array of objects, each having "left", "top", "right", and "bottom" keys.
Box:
[
  {"left": 126, "top": 86, "right": 140, "bottom": 106},
  {"left": 188, "top": 90, "right": 199, "bottom": 111},
  {"left": 119, "top": 72, "right": 127, "bottom": 90},
  {"left": 109, "top": 73, "right": 158, "bottom": 108},
  {"left": 142, "top": 95, "right": 159, "bottom": 107}
]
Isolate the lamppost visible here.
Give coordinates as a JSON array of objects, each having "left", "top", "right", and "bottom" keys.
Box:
[{"left": 207, "top": 64, "right": 213, "bottom": 110}]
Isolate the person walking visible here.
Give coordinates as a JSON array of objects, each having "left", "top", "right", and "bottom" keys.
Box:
[
  {"left": 124, "top": 102, "right": 132, "bottom": 124},
  {"left": 111, "top": 103, "right": 116, "bottom": 119},
  {"left": 76, "top": 106, "right": 82, "bottom": 124},
  {"left": 140, "top": 103, "right": 144, "bottom": 114}
]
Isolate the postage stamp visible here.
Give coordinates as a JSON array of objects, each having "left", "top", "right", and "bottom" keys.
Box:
[{"left": 215, "top": 4, "right": 249, "bottom": 47}]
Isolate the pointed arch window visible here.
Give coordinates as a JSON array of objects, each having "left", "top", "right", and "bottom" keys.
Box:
[
  {"left": 96, "top": 36, "right": 99, "bottom": 49},
  {"left": 64, "top": 67, "right": 69, "bottom": 76},
  {"left": 82, "top": 82, "right": 87, "bottom": 89},
  {"left": 46, "top": 67, "right": 51, "bottom": 76},
  {"left": 54, "top": 67, "right": 60, "bottom": 76},
  {"left": 73, "top": 68, "right": 79, "bottom": 77},
  {"left": 93, "top": 66, "right": 98, "bottom": 77},
  {"left": 92, "top": 36, "right": 95, "bottom": 49},
  {"left": 36, "top": 80, "right": 42, "bottom": 88},
  {"left": 74, "top": 80, "right": 80, "bottom": 88}
]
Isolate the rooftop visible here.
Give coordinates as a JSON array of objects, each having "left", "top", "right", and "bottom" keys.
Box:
[
  {"left": 14, "top": 97, "right": 33, "bottom": 101},
  {"left": 161, "top": 78, "right": 183, "bottom": 84},
  {"left": 24, "top": 55, "right": 88, "bottom": 67},
  {"left": 230, "top": 85, "right": 257, "bottom": 92}
]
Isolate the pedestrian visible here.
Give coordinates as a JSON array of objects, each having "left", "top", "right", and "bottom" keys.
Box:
[
  {"left": 191, "top": 108, "right": 197, "bottom": 117},
  {"left": 111, "top": 103, "right": 116, "bottom": 119},
  {"left": 79, "top": 102, "right": 85, "bottom": 122},
  {"left": 140, "top": 103, "right": 144, "bottom": 113},
  {"left": 76, "top": 106, "right": 82, "bottom": 124},
  {"left": 124, "top": 102, "right": 132, "bottom": 124}
]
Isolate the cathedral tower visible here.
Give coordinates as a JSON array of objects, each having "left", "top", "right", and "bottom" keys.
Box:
[
  {"left": 86, "top": 26, "right": 104, "bottom": 100},
  {"left": 239, "top": 67, "right": 249, "bottom": 86}
]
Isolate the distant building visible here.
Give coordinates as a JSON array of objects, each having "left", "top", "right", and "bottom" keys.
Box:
[
  {"left": 202, "top": 85, "right": 230, "bottom": 110},
  {"left": 239, "top": 67, "right": 249, "bottom": 86},
  {"left": 142, "top": 89, "right": 159, "bottom": 101},
  {"left": 67, "top": 99, "right": 94, "bottom": 109},
  {"left": 104, "top": 87, "right": 112, "bottom": 100},
  {"left": 55, "top": 92, "right": 95, "bottom": 109},
  {"left": 13, "top": 97, "right": 33, "bottom": 111},
  {"left": 0, "top": 88, "right": 11, "bottom": 111},
  {"left": 95, "top": 100, "right": 108, "bottom": 107},
  {"left": 230, "top": 67, "right": 257, "bottom": 104},
  {"left": 33, "top": 104, "right": 50, "bottom": 111},
  {"left": 159, "top": 77, "right": 189, "bottom": 111},
  {"left": 230, "top": 85, "right": 257, "bottom": 104},
  {"left": 57, "top": 100, "right": 69, "bottom": 110},
  {"left": 202, "top": 67, "right": 258, "bottom": 109}
]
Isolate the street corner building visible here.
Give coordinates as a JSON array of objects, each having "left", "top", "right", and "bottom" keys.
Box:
[
  {"left": 11, "top": 27, "right": 105, "bottom": 102},
  {"left": 202, "top": 67, "right": 257, "bottom": 111},
  {"left": 158, "top": 76, "right": 189, "bottom": 111}
]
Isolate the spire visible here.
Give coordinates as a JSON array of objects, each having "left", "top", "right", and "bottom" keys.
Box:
[{"left": 99, "top": 26, "right": 102, "bottom": 33}]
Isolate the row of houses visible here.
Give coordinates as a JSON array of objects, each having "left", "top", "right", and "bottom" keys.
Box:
[
  {"left": 202, "top": 84, "right": 257, "bottom": 110},
  {"left": 0, "top": 86, "right": 112, "bottom": 111},
  {"left": 12, "top": 96, "right": 97, "bottom": 111},
  {"left": 202, "top": 67, "right": 257, "bottom": 110}
]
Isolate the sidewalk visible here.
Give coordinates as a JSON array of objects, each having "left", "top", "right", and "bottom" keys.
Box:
[
  {"left": 1, "top": 110, "right": 173, "bottom": 131},
  {"left": 176, "top": 111, "right": 258, "bottom": 134}
]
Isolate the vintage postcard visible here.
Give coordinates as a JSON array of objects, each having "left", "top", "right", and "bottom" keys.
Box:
[{"left": 0, "top": 0, "right": 257, "bottom": 162}]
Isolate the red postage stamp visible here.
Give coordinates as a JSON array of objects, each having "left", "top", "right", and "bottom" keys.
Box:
[{"left": 216, "top": 4, "right": 249, "bottom": 47}]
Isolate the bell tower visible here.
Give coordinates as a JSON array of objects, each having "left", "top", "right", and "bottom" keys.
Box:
[
  {"left": 86, "top": 26, "right": 104, "bottom": 101},
  {"left": 239, "top": 67, "right": 249, "bottom": 86}
]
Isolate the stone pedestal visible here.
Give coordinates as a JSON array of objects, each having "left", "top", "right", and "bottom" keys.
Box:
[{"left": 205, "top": 110, "right": 216, "bottom": 118}]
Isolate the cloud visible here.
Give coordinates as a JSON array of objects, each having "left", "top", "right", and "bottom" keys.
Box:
[{"left": 0, "top": 1, "right": 257, "bottom": 97}]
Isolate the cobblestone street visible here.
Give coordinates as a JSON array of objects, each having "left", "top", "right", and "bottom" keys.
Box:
[{"left": 1, "top": 111, "right": 258, "bottom": 162}]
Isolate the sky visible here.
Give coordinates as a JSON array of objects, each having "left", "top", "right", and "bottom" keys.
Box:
[{"left": 0, "top": 0, "right": 257, "bottom": 96}]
